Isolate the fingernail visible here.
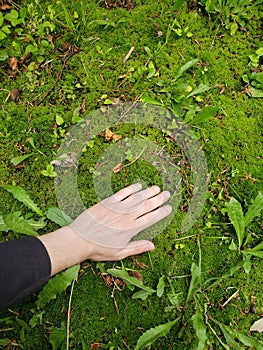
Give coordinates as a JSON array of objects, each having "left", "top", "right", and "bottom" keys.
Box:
[
  {"left": 163, "top": 191, "right": 171, "bottom": 199},
  {"left": 133, "top": 183, "right": 142, "bottom": 191}
]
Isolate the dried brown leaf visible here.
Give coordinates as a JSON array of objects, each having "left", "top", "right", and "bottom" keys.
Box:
[
  {"left": 128, "top": 270, "right": 143, "bottom": 282},
  {"left": 9, "top": 57, "right": 18, "bottom": 71}
]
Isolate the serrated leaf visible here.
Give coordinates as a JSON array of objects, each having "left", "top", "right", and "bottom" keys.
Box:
[
  {"left": 192, "top": 306, "right": 206, "bottom": 350},
  {"left": 157, "top": 275, "right": 165, "bottom": 297},
  {"left": 212, "top": 318, "right": 263, "bottom": 348},
  {"left": 227, "top": 197, "right": 245, "bottom": 249},
  {"left": 174, "top": 58, "right": 199, "bottom": 80},
  {"left": 11, "top": 153, "right": 34, "bottom": 166},
  {"left": 0, "top": 215, "right": 9, "bottom": 232},
  {"left": 135, "top": 318, "right": 180, "bottom": 350},
  {"left": 244, "top": 192, "right": 263, "bottom": 227},
  {"left": 1, "top": 185, "right": 43, "bottom": 216},
  {"left": 26, "top": 217, "right": 46, "bottom": 230},
  {"left": 3, "top": 212, "right": 38, "bottom": 236},
  {"left": 107, "top": 268, "right": 155, "bottom": 293},
  {"left": 49, "top": 325, "right": 67, "bottom": 350},
  {"left": 189, "top": 106, "right": 218, "bottom": 125},
  {"left": 46, "top": 207, "right": 73, "bottom": 227},
  {"left": 186, "top": 262, "right": 201, "bottom": 303},
  {"left": 36, "top": 264, "right": 80, "bottom": 308}
]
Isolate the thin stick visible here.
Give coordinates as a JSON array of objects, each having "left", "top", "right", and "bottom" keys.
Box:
[
  {"left": 36, "top": 48, "right": 81, "bottom": 106},
  {"left": 221, "top": 289, "right": 239, "bottom": 307},
  {"left": 66, "top": 278, "right": 76, "bottom": 350},
  {"left": 122, "top": 46, "right": 135, "bottom": 65}
]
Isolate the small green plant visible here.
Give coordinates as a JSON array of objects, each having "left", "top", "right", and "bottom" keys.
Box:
[
  {"left": 198, "top": 0, "right": 262, "bottom": 35},
  {"left": 242, "top": 47, "right": 263, "bottom": 98}
]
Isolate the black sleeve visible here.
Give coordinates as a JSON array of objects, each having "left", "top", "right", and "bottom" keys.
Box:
[{"left": 0, "top": 236, "right": 51, "bottom": 312}]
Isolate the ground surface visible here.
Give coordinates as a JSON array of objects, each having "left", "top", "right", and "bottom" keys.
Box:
[{"left": 0, "top": 1, "right": 262, "bottom": 349}]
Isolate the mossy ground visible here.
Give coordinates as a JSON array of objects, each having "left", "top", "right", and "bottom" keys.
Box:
[{"left": 0, "top": 1, "right": 262, "bottom": 349}]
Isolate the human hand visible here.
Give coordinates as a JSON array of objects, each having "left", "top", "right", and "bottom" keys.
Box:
[{"left": 69, "top": 183, "right": 172, "bottom": 252}]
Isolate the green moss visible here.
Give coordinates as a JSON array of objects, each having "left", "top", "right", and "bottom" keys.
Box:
[{"left": 0, "top": 0, "right": 262, "bottom": 349}]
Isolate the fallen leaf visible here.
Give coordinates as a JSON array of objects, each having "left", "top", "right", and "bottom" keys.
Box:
[
  {"left": 100, "top": 127, "right": 122, "bottom": 142},
  {"left": 10, "top": 90, "right": 20, "bottom": 102},
  {"left": 250, "top": 318, "right": 263, "bottom": 332},
  {"left": 0, "top": 4, "right": 11, "bottom": 10},
  {"left": 47, "top": 34, "right": 53, "bottom": 45},
  {"left": 113, "top": 162, "right": 123, "bottom": 173},
  {"left": 9, "top": 57, "right": 18, "bottom": 70},
  {"left": 129, "top": 270, "right": 143, "bottom": 282},
  {"left": 91, "top": 343, "right": 101, "bottom": 349}
]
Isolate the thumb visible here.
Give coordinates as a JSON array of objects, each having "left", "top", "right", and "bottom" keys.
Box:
[{"left": 119, "top": 240, "right": 155, "bottom": 259}]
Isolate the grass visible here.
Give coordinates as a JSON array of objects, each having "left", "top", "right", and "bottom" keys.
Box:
[{"left": 0, "top": 0, "right": 263, "bottom": 349}]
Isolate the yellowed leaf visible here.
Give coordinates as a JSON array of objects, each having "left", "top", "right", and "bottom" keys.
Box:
[
  {"left": 9, "top": 57, "right": 18, "bottom": 71},
  {"left": 105, "top": 127, "right": 122, "bottom": 141},
  {"left": 113, "top": 162, "right": 123, "bottom": 173}
]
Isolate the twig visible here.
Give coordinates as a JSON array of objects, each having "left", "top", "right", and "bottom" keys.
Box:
[
  {"left": 122, "top": 46, "right": 134, "bottom": 65},
  {"left": 36, "top": 48, "right": 81, "bottom": 106},
  {"left": 111, "top": 286, "right": 120, "bottom": 316},
  {"left": 221, "top": 289, "right": 239, "bottom": 307},
  {"left": 66, "top": 278, "right": 76, "bottom": 350}
]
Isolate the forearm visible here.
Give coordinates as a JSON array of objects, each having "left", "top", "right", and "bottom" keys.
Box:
[{"left": 38, "top": 226, "right": 95, "bottom": 276}]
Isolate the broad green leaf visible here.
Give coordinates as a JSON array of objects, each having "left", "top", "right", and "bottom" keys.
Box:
[
  {"left": 167, "top": 292, "right": 182, "bottom": 307},
  {"left": 147, "top": 61, "right": 156, "bottom": 79},
  {"left": 107, "top": 268, "right": 155, "bottom": 293},
  {"left": 132, "top": 290, "right": 154, "bottom": 300},
  {"left": 186, "top": 84, "right": 211, "bottom": 98},
  {"left": 174, "top": 58, "right": 199, "bottom": 80},
  {"left": 46, "top": 207, "right": 73, "bottom": 227},
  {"left": 0, "top": 50, "right": 8, "bottom": 61},
  {"left": 49, "top": 325, "right": 66, "bottom": 350},
  {"left": 3, "top": 212, "right": 38, "bottom": 236},
  {"left": 36, "top": 264, "right": 80, "bottom": 308},
  {"left": 244, "top": 250, "right": 263, "bottom": 258},
  {"left": 135, "top": 318, "right": 180, "bottom": 350},
  {"left": 192, "top": 306, "right": 207, "bottom": 350},
  {"left": 250, "top": 241, "right": 263, "bottom": 251},
  {"left": 189, "top": 106, "right": 218, "bottom": 125},
  {"left": 227, "top": 197, "right": 245, "bottom": 249},
  {"left": 156, "top": 275, "right": 165, "bottom": 297},
  {"left": 41, "top": 164, "right": 57, "bottom": 177},
  {"left": 29, "top": 311, "right": 44, "bottom": 328},
  {"left": 249, "top": 87, "right": 263, "bottom": 98},
  {"left": 1, "top": 185, "right": 43, "bottom": 216},
  {"left": 0, "top": 215, "right": 9, "bottom": 232},
  {"left": 56, "top": 115, "right": 64, "bottom": 126},
  {"left": 244, "top": 192, "right": 263, "bottom": 227},
  {"left": 140, "top": 94, "right": 162, "bottom": 106},
  {"left": 11, "top": 153, "right": 34, "bottom": 166},
  {"left": 186, "top": 262, "right": 201, "bottom": 303}
]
